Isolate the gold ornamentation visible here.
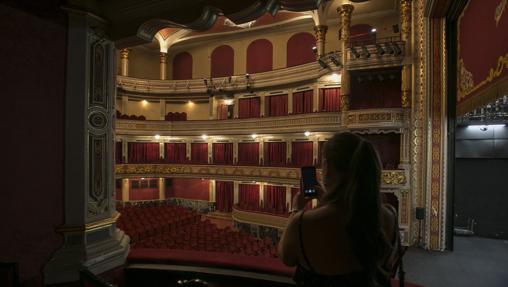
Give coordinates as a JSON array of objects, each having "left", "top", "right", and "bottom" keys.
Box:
[
  {"left": 160, "top": 52, "right": 168, "bottom": 64},
  {"left": 313, "top": 25, "right": 328, "bottom": 42},
  {"left": 400, "top": 0, "right": 412, "bottom": 37},
  {"left": 381, "top": 171, "right": 406, "bottom": 185},
  {"left": 457, "top": 59, "right": 474, "bottom": 99},
  {"left": 340, "top": 94, "right": 350, "bottom": 111},
  {"left": 120, "top": 48, "right": 129, "bottom": 60},
  {"left": 337, "top": 4, "right": 354, "bottom": 41},
  {"left": 496, "top": 0, "right": 507, "bottom": 26},
  {"left": 401, "top": 90, "right": 410, "bottom": 108}
]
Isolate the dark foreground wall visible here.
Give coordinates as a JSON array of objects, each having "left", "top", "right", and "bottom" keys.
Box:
[
  {"left": 455, "top": 125, "right": 508, "bottom": 239},
  {"left": 0, "top": 3, "right": 67, "bottom": 285}
]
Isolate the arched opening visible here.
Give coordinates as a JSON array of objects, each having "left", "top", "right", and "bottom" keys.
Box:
[
  {"left": 211, "top": 45, "right": 234, "bottom": 77},
  {"left": 286, "top": 32, "right": 316, "bottom": 67},
  {"left": 172, "top": 51, "right": 193, "bottom": 80},
  {"left": 246, "top": 39, "right": 273, "bottom": 73}
]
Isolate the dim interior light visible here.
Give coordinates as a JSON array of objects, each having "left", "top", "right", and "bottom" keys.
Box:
[
  {"left": 154, "top": 134, "right": 161, "bottom": 140},
  {"left": 371, "top": 28, "right": 377, "bottom": 32},
  {"left": 141, "top": 100, "right": 148, "bottom": 106},
  {"left": 467, "top": 124, "right": 505, "bottom": 128},
  {"left": 251, "top": 134, "right": 257, "bottom": 139},
  {"left": 201, "top": 134, "right": 208, "bottom": 140},
  {"left": 224, "top": 99, "right": 234, "bottom": 105},
  {"left": 304, "top": 131, "right": 311, "bottom": 137}
]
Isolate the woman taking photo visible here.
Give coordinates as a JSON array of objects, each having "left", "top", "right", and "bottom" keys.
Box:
[{"left": 278, "top": 132, "right": 399, "bottom": 287}]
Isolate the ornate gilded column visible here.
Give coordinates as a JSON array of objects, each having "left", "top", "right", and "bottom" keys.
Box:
[
  {"left": 158, "top": 178, "right": 165, "bottom": 200},
  {"left": 337, "top": 4, "right": 354, "bottom": 112},
  {"left": 314, "top": 25, "right": 328, "bottom": 57},
  {"left": 120, "top": 48, "right": 129, "bottom": 76},
  {"left": 400, "top": 0, "right": 412, "bottom": 108},
  {"left": 122, "top": 178, "right": 129, "bottom": 202},
  {"left": 160, "top": 52, "right": 168, "bottom": 80}
]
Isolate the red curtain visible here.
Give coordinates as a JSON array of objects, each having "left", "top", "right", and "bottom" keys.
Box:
[
  {"left": 287, "top": 32, "right": 316, "bottom": 67},
  {"left": 217, "top": 104, "right": 229, "bottom": 120},
  {"left": 265, "top": 95, "right": 288, "bottom": 117},
  {"left": 264, "top": 142, "right": 287, "bottom": 166},
  {"left": 115, "top": 179, "right": 122, "bottom": 201},
  {"left": 211, "top": 45, "right": 234, "bottom": 78},
  {"left": 215, "top": 181, "right": 234, "bottom": 212},
  {"left": 115, "top": 141, "right": 123, "bottom": 164},
  {"left": 191, "top": 143, "right": 208, "bottom": 164},
  {"left": 293, "top": 90, "right": 313, "bottom": 114},
  {"left": 247, "top": 39, "right": 273, "bottom": 74},
  {"left": 238, "top": 143, "right": 259, "bottom": 165},
  {"left": 166, "top": 178, "right": 210, "bottom": 200},
  {"left": 239, "top": 184, "right": 260, "bottom": 210},
  {"left": 264, "top": 185, "right": 287, "bottom": 214},
  {"left": 319, "top": 88, "right": 341, "bottom": 112},
  {"left": 165, "top": 143, "right": 187, "bottom": 163},
  {"left": 291, "top": 141, "right": 313, "bottom": 167},
  {"left": 361, "top": 133, "right": 401, "bottom": 169},
  {"left": 129, "top": 178, "right": 159, "bottom": 201},
  {"left": 128, "top": 142, "right": 160, "bottom": 163},
  {"left": 350, "top": 24, "right": 376, "bottom": 46},
  {"left": 213, "top": 143, "right": 233, "bottom": 165},
  {"left": 238, "top": 97, "right": 260, "bottom": 119},
  {"left": 350, "top": 68, "right": 402, "bottom": 109},
  {"left": 172, "top": 51, "right": 193, "bottom": 80},
  {"left": 317, "top": 141, "right": 326, "bottom": 167}
]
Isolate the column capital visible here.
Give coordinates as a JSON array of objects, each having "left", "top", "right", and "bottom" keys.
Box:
[
  {"left": 337, "top": 4, "right": 354, "bottom": 18},
  {"left": 120, "top": 48, "right": 130, "bottom": 59},
  {"left": 160, "top": 52, "right": 168, "bottom": 64},
  {"left": 313, "top": 25, "right": 328, "bottom": 40}
]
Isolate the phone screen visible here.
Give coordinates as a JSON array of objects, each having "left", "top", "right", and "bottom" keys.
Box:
[{"left": 301, "top": 166, "right": 318, "bottom": 197}]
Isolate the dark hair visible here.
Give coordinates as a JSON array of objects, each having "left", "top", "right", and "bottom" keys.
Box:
[{"left": 320, "top": 132, "right": 387, "bottom": 286}]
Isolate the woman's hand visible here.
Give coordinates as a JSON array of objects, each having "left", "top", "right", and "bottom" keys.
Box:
[{"left": 292, "top": 191, "right": 305, "bottom": 211}]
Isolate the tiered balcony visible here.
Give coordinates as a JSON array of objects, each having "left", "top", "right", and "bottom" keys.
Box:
[{"left": 347, "top": 37, "right": 406, "bottom": 70}]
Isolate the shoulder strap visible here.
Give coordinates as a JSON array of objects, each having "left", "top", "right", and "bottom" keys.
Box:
[{"left": 298, "top": 210, "right": 316, "bottom": 273}]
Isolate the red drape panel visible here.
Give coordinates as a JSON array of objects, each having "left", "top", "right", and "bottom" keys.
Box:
[
  {"left": 361, "top": 133, "right": 401, "bottom": 169},
  {"left": 265, "top": 95, "right": 288, "bottom": 117},
  {"left": 239, "top": 184, "right": 260, "bottom": 210},
  {"left": 166, "top": 178, "right": 210, "bottom": 200},
  {"left": 217, "top": 104, "right": 229, "bottom": 120},
  {"left": 165, "top": 143, "right": 187, "bottom": 163},
  {"left": 264, "top": 185, "right": 286, "bottom": 214},
  {"left": 172, "top": 51, "right": 193, "bottom": 80},
  {"left": 115, "top": 141, "right": 123, "bottom": 163},
  {"left": 215, "top": 181, "right": 234, "bottom": 212},
  {"left": 238, "top": 97, "right": 260, "bottom": 119},
  {"left": 291, "top": 141, "right": 313, "bottom": 167},
  {"left": 350, "top": 68, "right": 402, "bottom": 109},
  {"left": 211, "top": 45, "right": 234, "bottom": 78},
  {"left": 287, "top": 32, "right": 316, "bottom": 67},
  {"left": 213, "top": 143, "right": 233, "bottom": 165},
  {"left": 350, "top": 24, "right": 376, "bottom": 46},
  {"left": 319, "top": 88, "right": 341, "bottom": 112},
  {"left": 238, "top": 143, "right": 259, "bottom": 165},
  {"left": 191, "top": 143, "right": 208, "bottom": 164},
  {"left": 292, "top": 90, "right": 313, "bottom": 114},
  {"left": 128, "top": 142, "right": 160, "bottom": 163},
  {"left": 129, "top": 179, "right": 159, "bottom": 201},
  {"left": 247, "top": 39, "right": 273, "bottom": 74},
  {"left": 264, "top": 142, "right": 287, "bottom": 166}
]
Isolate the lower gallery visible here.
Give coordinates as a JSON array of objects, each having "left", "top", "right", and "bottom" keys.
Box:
[{"left": 2, "top": 0, "right": 508, "bottom": 286}]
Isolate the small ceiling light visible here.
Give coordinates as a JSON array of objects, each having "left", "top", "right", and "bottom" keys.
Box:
[
  {"left": 251, "top": 134, "right": 257, "bottom": 139},
  {"left": 201, "top": 134, "right": 208, "bottom": 140},
  {"left": 154, "top": 134, "right": 160, "bottom": 140},
  {"left": 141, "top": 100, "right": 148, "bottom": 106},
  {"left": 141, "top": 177, "right": 145, "bottom": 180},
  {"left": 224, "top": 99, "right": 233, "bottom": 105},
  {"left": 371, "top": 28, "right": 377, "bottom": 33},
  {"left": 304, "top": 131, "right": 311, "bottom": 137},
  {"left": 188, "top": 100, "right": 194, "bottom": 105},
  {"left": 312, "top": 46, "right": 318, "bottom": 55}
]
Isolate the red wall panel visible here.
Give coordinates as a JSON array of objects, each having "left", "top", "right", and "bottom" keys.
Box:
[
  {"left": 350, "top": 24, "right": 376, "bottom": 46},
  {"left": 167, "top": 178, "right": 210, "bottom": 200},
  {"left": 211, "top": 45, "right": 234, "bottom": 78},
  {"left": 287, "top": 32, "right": 316, "bottom": 67},
  {"left": 247, "top": 39, "right": 273, "bottom": 74},
  {"left": 172, "top": 51, "right": 193, "bottom": 80}
]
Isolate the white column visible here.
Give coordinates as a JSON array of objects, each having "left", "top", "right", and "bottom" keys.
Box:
[
  {"left": 209, "top": 179, "right": 216, "bottom": 203},
  {"left": 122, "top": 179, "right": 130, "bottom": 202},
  {"left": 313, "top": 138, "right": 319, "bottom": 166},
  {"left": 121, "top": 95, "right": 129, "bottom": 113},
  {"left": 288, "top": 90, "right": 293, "bottom": 114},
  {"left": 285, "top": 186, "right": 292, "bottom": 210},
  {"left": 233, "top": 95, "right": 239, "bottom": 118},
  {"left": 313, "top": 85, "right": 320, "bottom": 112},
  {"left": 233, "top": 140, "right": 238, "bottom": 164},
  {"left": 233, "top": 181, "right": 240, "bottom": 204},
  {"left": 160, "top": 99, "right": 166, "bottom": 120},
  {"left": 120, "top": 48, "right": 129, "bottom": 76},
  {"left": 208, "top": 141, "right": 213, "bottom": 164},
  {"left": 286, "top": 139, "right": 292, "bottom": 165},
  {"left": 122, "top": 140, "right": 128, "bottom": 163},
  {"left": 260, "top": 94, "right": 266, "bottom": 117},
  {"left": 160, "top": 52, "right": 167, "bottom": 80},
  {"left": 158, "top": 178, "right": 165, "bottom": 200},
  {"left": 159, "top": 142, "right": 165, "bottom": 160},
  {"left": 259, "top": 183, "right": 264, "bottom": 207},
  {"left": 259, "top": 140, "right": 264, "bottom": 165},
  {"left": 185, "top": 140, "right": 191, "bottom": 161}
]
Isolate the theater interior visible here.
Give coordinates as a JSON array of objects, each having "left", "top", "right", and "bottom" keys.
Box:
[{"left": 2, "top": 0, "right": 508, "bottom": 286}]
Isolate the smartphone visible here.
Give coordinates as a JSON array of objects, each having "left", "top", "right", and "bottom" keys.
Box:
[{"left": 301, "top": 166, "right": 318, "bottom": 197}]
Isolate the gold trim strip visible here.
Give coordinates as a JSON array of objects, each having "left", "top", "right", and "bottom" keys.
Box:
[{"left": 56, "top": 212, "right": 120, "bottom": 233}]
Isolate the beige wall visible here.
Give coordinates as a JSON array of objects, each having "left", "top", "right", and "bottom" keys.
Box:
[
  {"left": 125, "top": 99, "right": 161, "bottom": 120},
  {"left": 166, "top": 101, "right": 209, "bottom": 120},
  {"left": 128, "top": 47, "right": 160, "bottom": 79}
]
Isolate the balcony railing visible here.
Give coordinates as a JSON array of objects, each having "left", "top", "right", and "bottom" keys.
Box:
[
  {"left": 232, "top": 206, "right": 289, "bottom": 229},
  {"left": 347, "top": 37, "right": 406, "bottom": 70},
  {"left": 115, "top": 109, "right": 407, "bottom": 136}
]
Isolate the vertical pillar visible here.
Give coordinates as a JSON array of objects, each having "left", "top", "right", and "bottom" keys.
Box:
[
  {"left": 312, "top": 138, "right": 319, "bottom": 166},
  {"left": 122, "top": 140, "right": 128, "bottom": 163},
  {"left": 233, "top": 181, "right": 240, "bottom": 204},
  {"left": 159, "top": 142, "right": 165, "bottom": 160},
  {"left": 260, "top": 94, "right": 266, "bottom": 117},
  {"left": 285, "top": 186, "right": 292, "bottom": 210},
  {"left": 337, "top": 4, "right": 354, "bottom": 112},
  {"left": 160, "top": 52, "right": 168, "bottom": 80},
  {"left": 286, "top": 139, "right": 292, "bottom": 166},
  {"left": 400, "top": 0, "right": 412, "bottom": 108},
  {"left": 160, "top": 99, "right": 166, "bottom": 120},
  {"left": 158, "top": 178, "right": 165, "bottom": 200},
  {"left": 313, "top": 85, "right": 320, "bottom": 112},
  {"left": 185, "top": 140, "right": 191, "bottom": 161},
  {"left": 122, "top": 179, "right": 130, "bottom": 202},
  {"left": 259, "top": 139, "right": 264, "bottom": 165},
  {"left": 208, "top": 141, "right": 213, "bottom": 164},
  {"left": 400, "top": 128, "right": 411, "bottom": 167},
  {"left": 209, "top": 179, "right": 216, "bottom": 203},
  {"left": 120, "top": 48, "right": 129, "bottom": 76},
  {"left": 233, "top": 140, "right": 238, "bottom": 164},
  {"left": 288, "top": 90, "right": 294, "bottom": 114},
  {"left": 209, "top": 96, "right": 217, "bottom": 119},
  {"left": 121, "top": 95, "right": 129, "bottom": 114},
  {"left": 314, "top": 25, "right": 328, "bottom": 57},
  {"left": 259, "top": 183, "right": 264, "bottom": 208},
  {"left": 233, "top": 95, "right": 239, "bottom": 118},
  {"left": 44, "top": 13, "right": 129, "bottom": 284}
]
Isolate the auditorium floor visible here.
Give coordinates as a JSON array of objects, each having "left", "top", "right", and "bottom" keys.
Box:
[{"left": 404, "top": 236, "right": 508, "bottom": 287}]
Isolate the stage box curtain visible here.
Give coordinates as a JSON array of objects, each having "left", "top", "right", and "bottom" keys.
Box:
[
  {"left": 319, "top": 88, "right": 341, "bottom": 112},
  {"left": 264, "top": 142, "right": 287, "bottom": 166},
  {"left": 291, "top": 141, "right": 313, "bottom": 167},
  {"left": 217, "top": 104, "right": 229, "bottom": 120},
  {"left": 350, "top": 70, "right": 402, "bottom": 109},
  {"left": 213, "top": 143, "right": 233, "bottom": 165},
  {"left": 265, "top": 95, "right": 288, "bottom": 117},
  {"left": 165, "top": 143, "right": 187, "bottom": 163},
  {"left": 238, "top": 97, "right": 260, "bottom": 119},
  {"left": 293, "top": 90, "right": 313, "bottom": 114},
  {"left": 238, "top": 184, "right": 260, "bottom": 210},
  {"left": 128, "top": 142, "right": 160, "bottom": 163},
  {"left": 361, "top": 133, "right": 400, "bottom": 169},
  {"left": 191, "top": 143, "right": 208, "bottom": 164},
  {"left": 115, "top": 141, "right": 123, "bottom": 164},
  {"left": 215, "top": 181, "right": 234, "bottom": 212},
  {"left": 129, "top": 179, "right": 159, "bottom": 200},
  {"left": 238, "top": 143, "right": 259, "bottom": 165},
  {"left": 264, "top": 185, "right": 286, "bottom": 213}
]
